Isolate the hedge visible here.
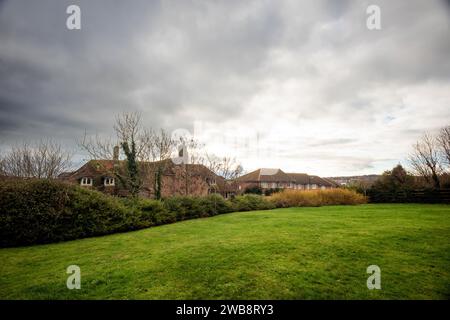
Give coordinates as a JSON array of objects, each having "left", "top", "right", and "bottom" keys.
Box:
[
  {"left": 268, "top": 189, "right": 367, "bottom": 208},
  {"left": 0, "top": 179, "right": 272, "bottom": 247},
  {"left": 0, "top": 180, "right": 367, "bottom": 247},
  {"left": 0, "top": 179, "right": 146, "bottom": 247},
  {"left": 231, "top": 194, "right": 275, "bottom": 211}
]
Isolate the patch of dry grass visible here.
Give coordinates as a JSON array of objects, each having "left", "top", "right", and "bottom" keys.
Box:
[{"left": 268, "top": 188, "right": 367, "bottom": 208}]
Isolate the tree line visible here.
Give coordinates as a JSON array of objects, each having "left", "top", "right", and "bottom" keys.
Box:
[
  {"left": 1, "top": 118, "right": 448, "bottom": 197},
  {"left": 0, "top": 112, "right": 243, "bottom": 198},
  {"left": 408, "top": 126, "right": 450, "bottom": 189},
  {"left": 350, "top": 125, "right": 450, "bottom": 196}
]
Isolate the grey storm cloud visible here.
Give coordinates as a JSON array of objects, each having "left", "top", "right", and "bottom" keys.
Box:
[{"left": 0, "top": 0, "right": 449, "bottom": 175}]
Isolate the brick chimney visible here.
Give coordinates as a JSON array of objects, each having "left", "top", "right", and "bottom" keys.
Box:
[{"left": 113, "top": 145, "right": 120, "bottom": 161}]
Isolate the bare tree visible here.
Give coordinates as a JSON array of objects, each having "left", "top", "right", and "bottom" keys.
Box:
[
  {"left": 204, "top": 154, "right": 243, "bottom": 180},
  {"left": 80, "top": 112, "right": 145, "bottom": 197},
  {"left": 114, "top": 112, "right": 144, "bottom": 196},
  {"left": 0, "top": 140, "right": 72, "bottom": 179},
  {"left": 80, "top": 131, "right": 117, "bottom": 160},
  {"left": 79, "top": 111, "right": 244, "bottom": 197},
  {"left": 150, "top": 129, "right": 174, "bottom": 161},
  {"left": 409, "top": 133, "right": 442, "bottom": 189},
  {"left": 437, "top": 125, "right": 450, "bottom": 169},
  {"left": 80, "top": 112, "right": 177, "bottom": 198},
  {"left": 145, "top": 128, "right": 175, "bottom": 199},
  {"left": 0, "top": 153, "right": 6, "bottom": 176}
]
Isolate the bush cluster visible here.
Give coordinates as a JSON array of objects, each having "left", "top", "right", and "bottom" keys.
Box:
[
  {"left": 0, "top": 179, "right": 138, "bottom": 247},
  {"left": 231, "top": 194, "right": 275, "bottom": 211},
  {"left": 0, "top": 179, "right": 366, "bottom": 247},
  {"left": 268, "top": 189, "right": 367, "bottom": 208},
  {"left": 0, "top": 179, "right": 272, "bottom": 247}
]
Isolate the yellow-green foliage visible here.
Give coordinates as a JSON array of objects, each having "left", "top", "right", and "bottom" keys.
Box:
[{"left": 268, "top": 188, "right": 367, "bottom": 208}]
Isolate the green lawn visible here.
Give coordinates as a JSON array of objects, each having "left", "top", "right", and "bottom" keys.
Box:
[{"left": 1, "top": 204, "right": 449, "bottom": 299}]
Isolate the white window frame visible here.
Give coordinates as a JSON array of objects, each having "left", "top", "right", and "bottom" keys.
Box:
[
  {"left": 80, "top": 177, "right": 93, "bottom": 186},
  {"left": 104, "top": 177, "right": 115, "bottom": 186}
]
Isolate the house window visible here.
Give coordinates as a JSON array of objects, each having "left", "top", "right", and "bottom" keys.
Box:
[
  {"left": 80, "top": 177, "right": 93, "bottom": 186},
  {"left": 261, "top": 182, "right": 269, "bottom": 188},
  {"left": 104, "top": 177, "right": 115, "bottom": 186},
  {"left": 311, "top": 184, "right": 317, "bottom": 189},
  {"left": 225, "top": 192, "right": 235, "bottom": 199}
]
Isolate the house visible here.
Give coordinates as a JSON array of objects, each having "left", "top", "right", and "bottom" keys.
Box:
[
  {"left": 235, "top": 168, "right": 337, "bottom": 192},
  {"left": 59, "top": 158, "right": 236, "bottom": 198}
]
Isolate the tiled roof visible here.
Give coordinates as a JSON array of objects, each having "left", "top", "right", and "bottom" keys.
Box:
[
  {"left": 237, "top": 168, "right": 336, "bottom": 186},
  {"left": 236, "top": 168, "right": 293, "bottom": 182},
  {"left": 308, "top": 175, "right": 338, "bottom": 187},
  {"left": 65, "top": 159, "right": 224, "bottom": 179},
  {"left": 287, "top": 173, "right": 310, "bottom": 184}
]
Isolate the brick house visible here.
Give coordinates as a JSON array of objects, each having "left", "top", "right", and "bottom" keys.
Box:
[
  {"left": 235, "top": 168, "right": 337, "bottom": 192},
  {"left": 59, "top": 158, "right": 237, "bottom": 198}
]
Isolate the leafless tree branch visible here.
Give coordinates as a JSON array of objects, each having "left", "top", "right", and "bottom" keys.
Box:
[
  {"left": 437, "top": 125, "right": 450, "bottom": 169},
  {"left": 408, "top": 132, "right": 442, "bottom": 188},
  {"left": 0, "top": 140, "right": 72, "bottom": 179}
]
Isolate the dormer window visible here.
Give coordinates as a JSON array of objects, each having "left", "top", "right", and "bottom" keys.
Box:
[
  {"left": 80, "top": 177, "right": 93, "bottom": 186},
  {"left": 104, "top": 177, "right": 115, "bottom": 186}
]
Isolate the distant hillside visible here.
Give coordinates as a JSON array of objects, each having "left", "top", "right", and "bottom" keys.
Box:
[{"left": 326, "top": 175, "right": 381, "bottom": 186}]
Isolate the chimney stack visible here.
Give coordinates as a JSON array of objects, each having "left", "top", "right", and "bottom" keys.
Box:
[{"left": 113, "top": 145, "right": 119, "bottom": 161}]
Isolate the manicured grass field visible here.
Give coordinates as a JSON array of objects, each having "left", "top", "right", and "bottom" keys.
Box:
[{"left": 1, "top": 204, "right": 449, "bottom": 299}]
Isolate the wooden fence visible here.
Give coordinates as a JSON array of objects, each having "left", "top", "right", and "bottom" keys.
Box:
[{"left": 368, "top": 189, "right": 450, "bottom": 204}]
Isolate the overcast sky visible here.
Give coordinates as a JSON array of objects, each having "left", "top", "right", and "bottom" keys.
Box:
[{"left": 0, "top": 0, "right": 449, "bottom": 176}]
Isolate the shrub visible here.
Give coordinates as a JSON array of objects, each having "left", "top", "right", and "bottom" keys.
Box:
[
  {"left": 0, "top": 179, "right": 366, "bottom": 248},
  {"left": 243, "top": 186, "right": 262, "bottom": 195},
  {"left": 0, "top": 179, "right": 137, "bottom": 247},
  {"left": 198, "top": 194, "right": 234, "bottom": 216},
  {"left": 319, "top": 188, "right": 367, "bottom": 205},
  {"left": 368, "top": 164, "right": 418, "bottom": 202},
  {"left": 126, "top": 198, "right": 175, "bottom": 226},
  {"left": 231, "top": 194, "right": 275, "bottom": 211},
  {"left": 163, "top": 196, "right": 203, "bottom": 220},
  {"left": 163, "top": 194, "right": 234, "bottom": 218},
  {"left": 268, "top": 189, "right": 367, "bottom": 208},
  {"left": 264, "top": 188, "right": 282, "bottom": 196},
  {"left": 268, "top": 189, "right": 322, "bottom": 208}
]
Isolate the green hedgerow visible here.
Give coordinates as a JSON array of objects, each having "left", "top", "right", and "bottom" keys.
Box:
[{"left": 231, "top": 194, "right": 275, "bottom": 211}]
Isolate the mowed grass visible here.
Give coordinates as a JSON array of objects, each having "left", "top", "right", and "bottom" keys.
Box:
[{"left": 0, "top": 204, "right": 449, "bottom": 299}]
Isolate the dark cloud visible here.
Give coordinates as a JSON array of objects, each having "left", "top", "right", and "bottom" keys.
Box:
[{"left": 0, "top": 0, "right": 449, "bottom": 175}]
